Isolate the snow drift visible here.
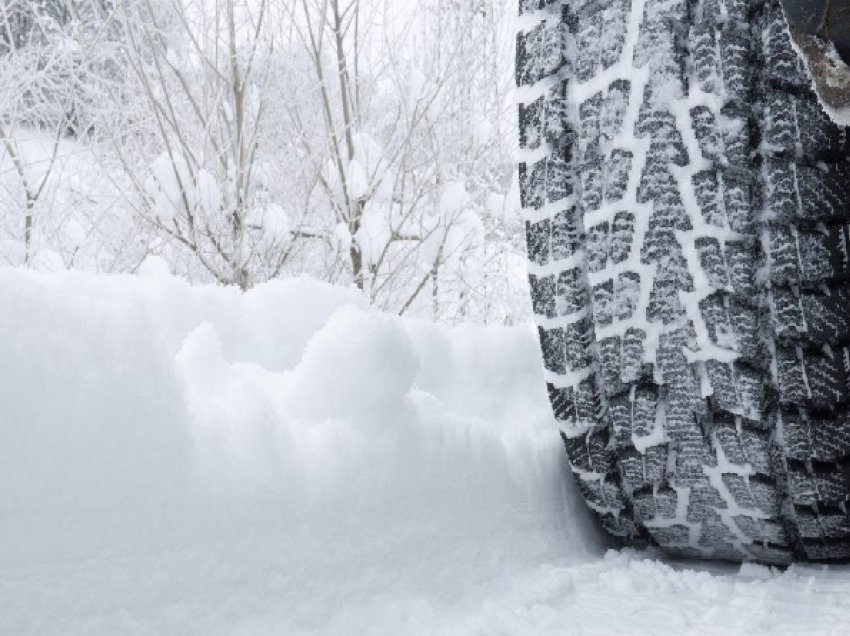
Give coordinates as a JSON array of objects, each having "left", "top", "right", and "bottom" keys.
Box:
[{"left": 0, "top": 266, "right": 604, "bottom": 634}]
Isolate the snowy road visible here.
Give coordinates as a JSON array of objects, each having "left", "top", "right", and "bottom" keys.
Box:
[
  {"left": 6, "top": 538, "right": 850, "bottom": 635},
  {"left": 2, "top": 269, "right": 850, "bottom": 635}
]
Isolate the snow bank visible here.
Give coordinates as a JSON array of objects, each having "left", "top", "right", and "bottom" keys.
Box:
[{"left": 0, "top": 268, "right": 604, "bottom": 634}]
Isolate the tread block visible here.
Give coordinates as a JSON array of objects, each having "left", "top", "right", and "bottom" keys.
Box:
[
  {"left": 722, "top": 473, "right": 755, "bottom": 509},
  {"left": 529, "top": 274, "right": 556, "bottom": 318},
  {"left": 578, "top": 93, "right": 602, "bottom": 163},
  {"left": 554, "top": 267, "right": 588, "bottom": 316},
  {"left": 565, "top": 428, "right": 612, "bottom": 473},
  {"left": 657, "top": 332, "right": 699, "bottom": 395},
  {"left": 575, "top": 0, "right": 629, "bottom": 82},
  {"left": 718, "top": 28, "right": 752, "bottom": 102},
  {"left": 761, "top": 3, "right": 809, "bottom": 87},
  {"left": 690, "top": 105, "right": 721, "bottom": 161},
  {"left": 580, "top": 164, "right": 603, "bottom": 211},
  {"left": 775, "top": 346, "right": 809, "bottom": 404},
  {"left": 763, "top": 90, "right": 848, "bottom": 161},
  {"left": 798, "top": 227, "right": 850, "bottom": 285},
  {"left": 693, "top": 170, "right": 722, "bottom": 226},
  {"left": 794, "top": 507, "right": 850, "bottom": 540},
  {"left": 695, "top": 237, "right": 729, "bottom": 289},
  {"left": 588, "top": 212, "right": 636, "bottom": 268},
  {"left": 537, "top": 319, "right": 594, "bottom": 375},
  {"left": 646, "top": 248, "right": 694, "bottom": 324},
  {"left": 796, "top": 164, "right": 850, "bottom": 224},
  {"left": 788, "top": 468, "right": 850, "bottom": 507},
  {"left": 691, "top": 22, "right": 720, "bottom": 95},
  {"left": 609, "top": 386, "right": 658, "bottom": 443},
  {"left": 577, "top": 476, "right": 627, "bottom": 510},
  {"left": 729, "top": 302, "right": 761, "bottom": 362},
  {"left": 636, "top": 106, "right": 689, "bottom": 167},
  {"left": 637, "top": 388, "right": 664, "bottom": 440},
  {"left": 749, "top": 477, "right": 782, "bottom": 517},
  {"left": 598, "top": 331, "right": 650, "bottom": 395},
  {"left": 614, "top": 271, "right": 641, "bottom": 321},
  {"left": 622, "top": 327, "right": 648, "bottom": 384},
  {"left": 644, "top": 445, "right": 668, "bottom": 483},
  {"left": 765, "top": 161, "right": 850, "bottom": 225},
  {"left": 767, "top": 225, "right": 798, "bottom": 283},
  {"left": 715, "top": 421, "right": 772, "bottom": 474},
  {"left": 741, "top": 427, "right": 772, "bottom": 474},
  {"left": 518, "top": 79, "right": 572, "bottom": 150},
  {"left": 714, "top": 419, "right": 746, "bottom": 464},
  {"left": 777, "top": 347, "right": 850, "bottom": 408},
  {"left": 654, "top": 392, "right": 702, "bottom": 463},
  {"left": 526, "top": 218, "right": 551, "bottom": 266},
  {"left": 633, "top": 486, "right": 678, "bottom": 521},
  {"left": 608, "top": 395, "right": 632, "bottom": 445},
  {"left": 772, "top": 288, "right": 807, "bottom": 341},
  {"left": 801, "top": 540, "right": 850, "bottom": 561},
  {"left": 600, "top": 512, "right": 638, "bottom": 537},
  {"left": 604, "top": 149, "right": 632, "bottom": 202},
  {"left": 619, "top": 445, "right": 668, "bottom": 487},
  {"left": 805, "top": 352, "right": 850, "bottom": 406},
  {"left": 719, "top": 104, "right": 751, "bottom": 167},
  {"left": 769, "top": 224, "right": 850, "bottom": 287},
  {"left": 782, "top": 408, "right": 850, "bottom": 462},
  {"left": 516, "top": 16, "right": 565, "bottom": 87},
  {"left": 539, "top": 326, "right": 566, "bottom": 374},
  {"left": 700, "top": 292, "right": 734, "bottom": 349},
  {"left": 564, "top": 319, "right": 594, "bottom": 371},
  {"left": 699, "top": 520, "right": 740, "bottom": 557},
  {"left": 551, "top": 206, "right": 582, "bottom": 260},
  {"left": 598, "top": 335, "right": 623, "bottom": 396},
  {"left": 592, "top": 279, "right": 614, "bottom": 326},
  {"left": 734, "top": 515, "right": 789, "bottom": 545},
  {"left": 722, "top": 172, "right": 754, "bottom": 234},
  {"left": 551, "top": 378, "right": 600, "bottom": 426},
  {"left": 725, "top": 240, "right": 758, "bottom": 298},
  {"left": 519, "top": 155, "right": 575, "bottom": 210},
  {"left": 600, "top": 79, "right": 631, "bottom": 145},
  {"left": 706, "top": 360, "right": 741, "bottom": 414},
  {"left": 633, "top": 0, "right": 687, "bottom": 97},
  {"left": 763, "top": 159, "right": 799, "bottom": 221},
  {"left": 685, "top": 478, "right": 727, "bottom": 521},
  {"left": 586, "top": 221, "right": 609, "bottom": 273}
]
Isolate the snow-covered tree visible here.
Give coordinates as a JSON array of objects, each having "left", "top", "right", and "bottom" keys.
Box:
[
  {"left": 0, "top": 0, "right": 124, "bottom": 264},
  {"left": 0, "top": 0, "right": 527, "bottom": 323}
]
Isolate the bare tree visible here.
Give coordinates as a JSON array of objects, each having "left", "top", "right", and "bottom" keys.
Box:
[
  {"left": 0, "top": 0, "right": 528, "bottom": 323},
  {"left": 0, "top": 0, "right": 121, "bottom": 264},
  {"left": 281, "top": 0, "right": 523, "bottom": 320},
  {"left": 107, "top": 0, "right": 295, "bottom": 289}
]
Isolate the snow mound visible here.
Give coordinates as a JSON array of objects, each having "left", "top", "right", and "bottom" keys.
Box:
[{"left": 0, "top": 268, "right": 603, "bottom": 634}]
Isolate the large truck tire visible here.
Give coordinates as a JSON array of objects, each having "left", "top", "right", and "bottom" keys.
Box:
[{"left": 517, "top": 0, "right": 850, "bottom": 563}]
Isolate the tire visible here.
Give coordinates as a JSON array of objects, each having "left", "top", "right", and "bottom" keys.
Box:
[{"left": 517, "top": 0, "right": 850, "bottom": 563}]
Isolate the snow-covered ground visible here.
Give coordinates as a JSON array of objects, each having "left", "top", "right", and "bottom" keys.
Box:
[{"left": 4, "top": 267, "right": 850, "bottom": 635}]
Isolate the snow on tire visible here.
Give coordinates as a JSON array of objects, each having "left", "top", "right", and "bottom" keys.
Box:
[{"left": 517, "top": 0, "right": 850, "bottom": 563}]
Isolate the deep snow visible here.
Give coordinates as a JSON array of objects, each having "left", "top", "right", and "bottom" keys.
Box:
[{"left": 4, "top": 267, "right": 850, "bottom": 635}]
